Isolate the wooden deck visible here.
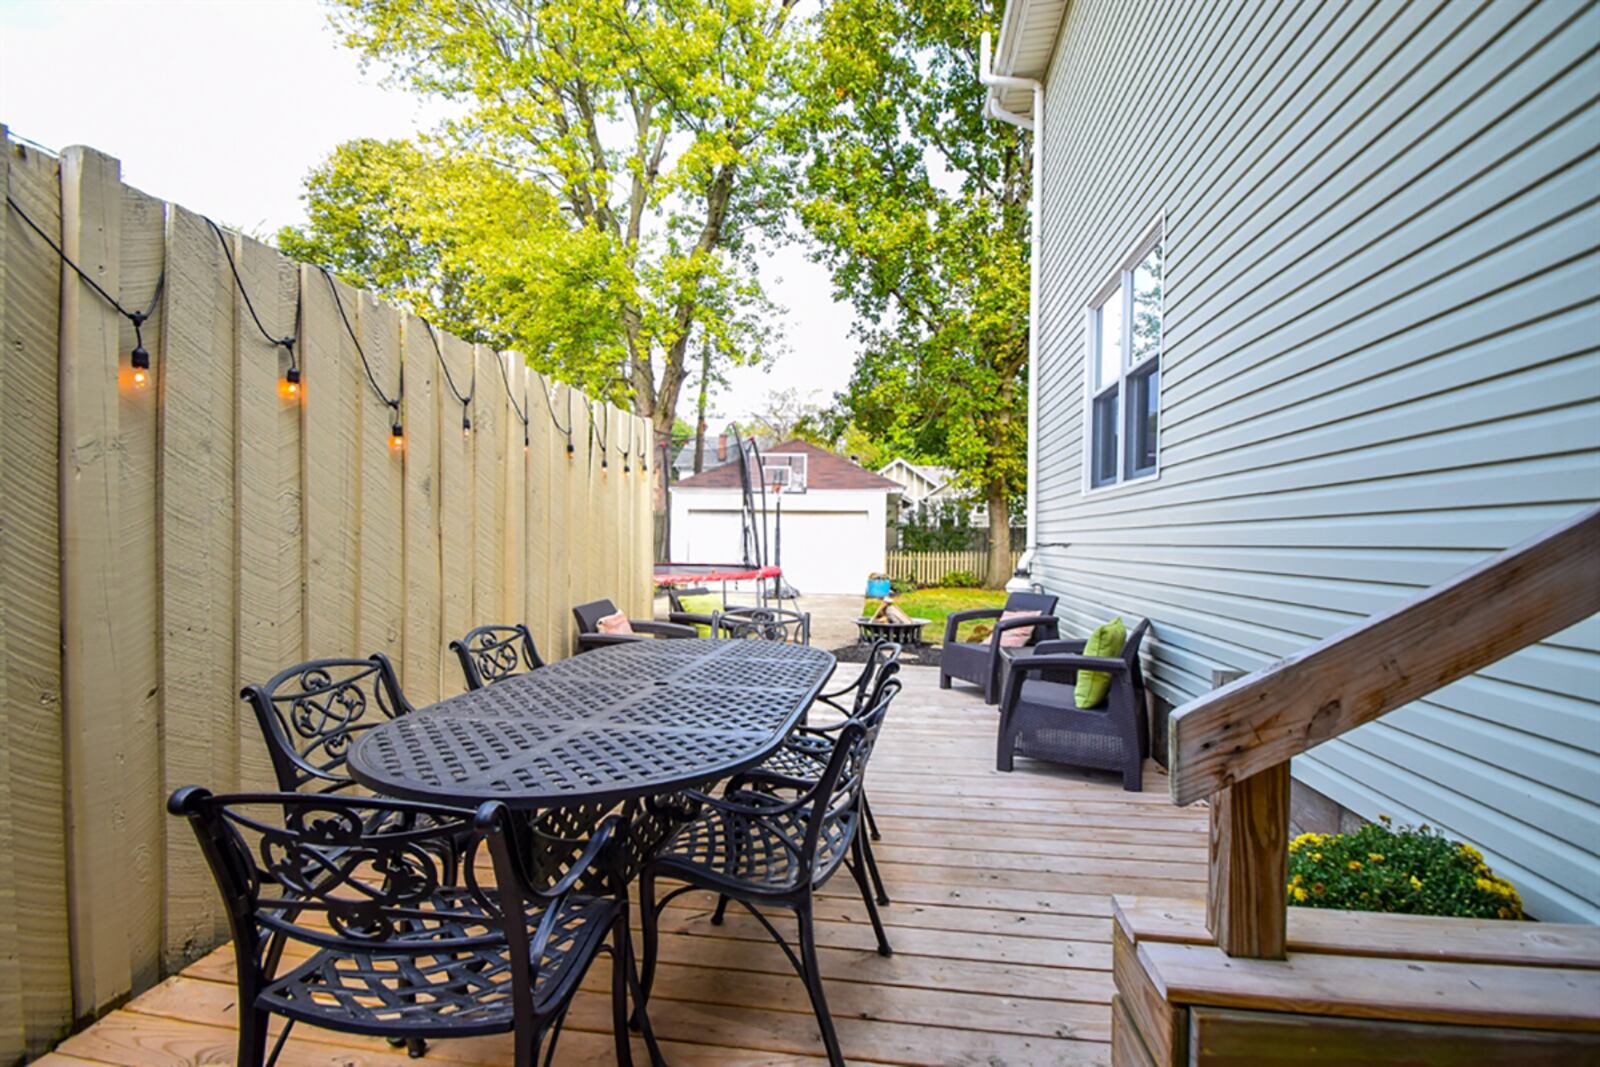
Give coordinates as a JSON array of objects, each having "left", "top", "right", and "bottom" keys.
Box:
[{"left": 36, "top": 666, "right": 1211, "bottom": 1067}]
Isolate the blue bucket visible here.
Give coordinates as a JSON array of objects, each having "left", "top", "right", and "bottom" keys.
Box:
[{"left": 865, "top": 578, "right": 891, "bottom": 598}]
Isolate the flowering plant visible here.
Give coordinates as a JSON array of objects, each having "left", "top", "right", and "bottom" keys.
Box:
[{"left": 1286, "top": 817, "right": 1523, "bottom": 919}]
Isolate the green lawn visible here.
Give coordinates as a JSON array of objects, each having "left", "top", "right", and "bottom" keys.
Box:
[{"left": 863, "top": 587, "right": 1008, "bottom": 645}]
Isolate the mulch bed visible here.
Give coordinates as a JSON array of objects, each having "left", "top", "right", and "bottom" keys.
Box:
[{"left": 830, "top": 642, "right": 943, "bottom": 668}]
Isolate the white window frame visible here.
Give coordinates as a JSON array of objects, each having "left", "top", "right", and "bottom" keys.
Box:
[{"left": 1081, "top": 220, "right": 1164, "bottom": 494}]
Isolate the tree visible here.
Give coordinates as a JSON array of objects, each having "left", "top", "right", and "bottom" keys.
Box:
[
  {"left": 786, "top": 0, "right": 1030, "bottom": 587},
  {"left": 289, "top": 0, "right": 804, "bottom": 437},
  {"left": 747, "top": 387, "right": 824, "bottom": 441}
]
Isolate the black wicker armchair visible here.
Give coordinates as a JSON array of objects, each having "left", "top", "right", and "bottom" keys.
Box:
[
  {"left": 167, "top": 789, "right": 661, "bottom": 1067},
  {"left": 662, "top": 585, "right": 716, "bottom": 629},
  {"left": 938, "top": 591, "right": 1061, "bottom": 704},
  {"left": 995, "top": 619, "right": 1151, "bottom": 791},
  {"left": 638, "top": 678, "right": 901, "bottom": 1067},
  {"left": 573, "top": 598, "right": 697, "bottom": 653},
  {"left": 450, "top": 623, "right": 546, "bottom": 690}
]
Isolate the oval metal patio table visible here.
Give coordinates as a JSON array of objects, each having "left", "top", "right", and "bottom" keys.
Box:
[{"left": 349, "top": 638, "right": 836, "bottom": 808}]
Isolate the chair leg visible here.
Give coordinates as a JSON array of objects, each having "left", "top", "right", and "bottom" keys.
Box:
[
  {"left": 861, "top": 831, "right": 890, "bottom": 906},
  {"left": 862, "top": 793, "right": 880, "bottom": 841},
  {"left": 239, "top": 1006, "right": 271, "bottom": 1067},
  {"left": 996, "top": 720, "right": 1015, "bottom": 772},
  {"left": 637, "top": 871, "right": 661, "bottom": 1016},
  {"left": 850, "top": 836, "right": 893, "bottom": 957},
  {"left": 624, "top": 928, "right": 667, "bottom": 1067},
  {"left": 938, "top": 671, "right": 950, "bottom": 690},
  {"left": 610, "top": 922, "right": 635, "bottom": 1067},
  {"left": 711, "top": 893, "right": 730, "bottom": 925},
  {"left": 796, "top": 899, "right": 846, "bottom": 1067}
]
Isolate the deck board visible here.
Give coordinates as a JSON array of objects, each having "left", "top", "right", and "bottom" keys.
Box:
[{"left": 51, "top": 665, "right": 1211, "bottom": 1066}]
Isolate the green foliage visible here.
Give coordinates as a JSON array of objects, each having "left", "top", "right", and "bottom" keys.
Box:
[
  {"left": 901, "top": 499, "right": 976, "bottom": 551},
  {"left": 1287, "top": 818, "right": 1524, "bottom": 920},
  {"left": 940, "top": 569, "right": 980, "bottom": 588},
  {"left": 785, "top": 0, "right": 1030, "bottom": 539},
  {"left": 888, "top": 576, "right": 917, "bottom": 596},
  {"left": 282, "top": 0, "right": 805, "bottom": 429}
]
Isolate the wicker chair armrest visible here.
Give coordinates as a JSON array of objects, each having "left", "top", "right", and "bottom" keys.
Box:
[
  {"left": 667, "top": 611, "right": 715, "bottom": 628},
  {"left": 631, "top": 620, "right": 698, "bottom": 639},
  {"left": 944, "top": 607, "right": 1003, "bottom": 642},
  {"left": 1033, "top": 638, "right": 1088, "bottom": 655},
  {"left": 577, "top": 632, "right": 646, "bottom": 650},
  {"left": 1011, "top": 653, "right": 1128, "bottom": 676}
]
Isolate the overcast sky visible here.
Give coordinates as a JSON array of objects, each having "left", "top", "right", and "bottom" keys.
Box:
[{"left": 0, "top": 0, "right": 857, "bottom": 424}]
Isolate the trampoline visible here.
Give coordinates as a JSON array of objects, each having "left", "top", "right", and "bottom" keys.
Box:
[{"left": 653, "top": 563, "right": 783, "bottom": 586}]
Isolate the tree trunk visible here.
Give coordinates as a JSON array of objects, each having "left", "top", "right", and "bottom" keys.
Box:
[
  {"left": 693, "top": 340, "right": 712, "bottom": 474},
  {"left": 984, "top": 488, "right": 1012, "bottom": 589}
]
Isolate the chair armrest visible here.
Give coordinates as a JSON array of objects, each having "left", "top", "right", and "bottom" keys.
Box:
[
  {"left": 1033, "top": 638, "right": 1087, "bottom": 655},
  {"left": 667, "top": 611, "right": 715, "bottom": 628},
  {"left": 687, "top": 779, "right": 811, "bottom": 817},
  {"left": 631, "top": 620, "right": 698, "bottom": 639},
  {"left": 988, "top": 613, "right": 1061, "bottom": 650},
  {"left": 944, "top": 607, "right": 1003, "bottom": 643},
  {"left": 1011, "top": 653, "right": 1129, "bottom": 676},
  {"left": 577, "top": 632, "right": 647, "bottom": 650}
]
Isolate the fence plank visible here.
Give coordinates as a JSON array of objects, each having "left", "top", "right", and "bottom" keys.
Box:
[
  {"left": 436, "top": 330, "right": 475, "bottom": 693},
  {"left": 355, "top": 291, "right": 404, "bottom": 662},
  {"left": 232, "top": 232, "right": 302, "bottom": 793},
  {"left": 158, "top": 205, "right": 238, "bottom": 968},
  {"left": 1, "top": 131, "right": 72, "bottom": 1060},
  {"left": 0, "top": 128, "right": 17, "bottom": 1067},
  {"left": 886, "top": 549, "right": 1024, "bottom": 586},
  {"left": 472, "top": 343, "right": 506, "bottom": 627},
  {"left": 501, "top": 353, "right": 526, "bottom": 628},
  {"left": 399, "top": 313, "right": 441, "bottom": 705},
  {"left": 526, "top": 370, "right": 554, "bottom": 658},
  {"left": 300, "top": 269, "right": 362, "bottom": 660}
]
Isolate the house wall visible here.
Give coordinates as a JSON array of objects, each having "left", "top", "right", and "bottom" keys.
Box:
[
  {"left": 670, "top": 488, "right": 889, "bottom": 594},
  {"left": 1028, "top": 0, "right": 1600, "bottom": 921}
]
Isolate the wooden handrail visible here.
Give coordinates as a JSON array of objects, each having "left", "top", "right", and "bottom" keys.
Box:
[{"left": 1169, "top": 505, "right": 1600, "bottom": 807}]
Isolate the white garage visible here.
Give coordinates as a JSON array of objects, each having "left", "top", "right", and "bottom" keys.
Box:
[{"left": 668, "top": 439, "right": 898, "bottom": 595}]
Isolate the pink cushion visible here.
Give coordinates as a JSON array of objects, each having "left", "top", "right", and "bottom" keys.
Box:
[
  {"left": 597, "top": 612, "right": 635, "bottom": 636},
  {"left": 997, "top": 610, "right": 1037, "bottom": 647}
]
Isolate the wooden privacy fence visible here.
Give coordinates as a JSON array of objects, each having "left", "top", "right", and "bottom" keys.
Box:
[
  {"left": 886, "top": 549, "right": 1024, "bottom": 586},
  {"left": 0, "top": 131, "right": 654, "bottom": 1062}
]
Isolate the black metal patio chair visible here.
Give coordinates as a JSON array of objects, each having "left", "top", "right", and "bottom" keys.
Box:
[
  {"left": 938, "top": 590, "right": 1061, "bottom": 704},
  {"left": 712, "top": 605, "right": 812, "bottom": 645},
  {"left": 573, "top": 598, "right": 697, "bottom": 653},
  {"left": 168, "top": 788, "right": 661, "bottom": 1067},
  {"left": 241, "top": 654, "right": 417, "bottom": 795},
  {"left": 637, "top": 678, "right": 901, "bottom": 1067},
  {"left": 995, "top": 618, "right": 1152, "bottom": 791},
  {"left": 450, "top": 623, "right": 546, "bottom": 690},
  {"left": 744, "top": 646, "right": 901, "bottom": 907}
]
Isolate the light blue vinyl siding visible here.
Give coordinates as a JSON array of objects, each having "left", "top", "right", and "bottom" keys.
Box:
[{"left": 1028, "top": 0, "right": 1600, "bottom": 921}]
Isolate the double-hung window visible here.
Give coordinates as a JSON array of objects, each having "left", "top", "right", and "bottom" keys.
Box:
[{"left": 1086, "top": 227, "right": 1163, "bottom": 489}]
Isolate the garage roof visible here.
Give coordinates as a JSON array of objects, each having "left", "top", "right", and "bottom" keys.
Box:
[{"left": 673, "top": 439, "right": 900, "bottom": 491}]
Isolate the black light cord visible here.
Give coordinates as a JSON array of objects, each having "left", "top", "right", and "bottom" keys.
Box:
[
  {"left": 539, "top": 374, "right": 575, "bottom": 453},
  {"left": 8, "top": 193, "right": 164, "bottom": 366},
  {"left": 593, "top": 401, "right": 610, "bottom": 468},
  {"left": 490, "top": 348, "right": 532, "bottom": 449},
  {"left": 321, "top": 268, "right": 403, "bottom": 429},
  {"left": 423, "top": 318, "right": 474, "bottom": 435},
  {"left": 205, "top": 216, "right": 299, "bottom": 375}
]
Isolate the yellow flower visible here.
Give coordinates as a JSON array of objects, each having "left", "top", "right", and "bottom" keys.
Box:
[
  {"left": 1410, "top": 876, "right": 1423, "bottom": 891},
  {"left": 1475, "top": 877, "right": 1495, "bottom": 894},
  {"left": 1291, "top": 873, "right": 1304, "bottom": 887},
  {"left": 1459, "top": 843, "right": 1484, "bottom": 864},
  {"left": 1497, "top": 907, "right": 1510, "bottom": 919},
  {"left": 1311, "top": 882, "right": 1326, "bottom": 896},
  {"left": 1348, "top": 860, "right": 1363, "bottom": 871},
  {"left": 1293, "top": 887, "right": 1308, "bottom": 902},
  {"left": 1367, "top": 853, "right": 1385, "bottom": 863},
  {"left": 1310, "top": 852, "right": 1323, "bottom": 862}
]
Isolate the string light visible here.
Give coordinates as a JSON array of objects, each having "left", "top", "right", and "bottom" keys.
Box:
[
  {"left": 205, "top": 217, "right": 301, "bottom": 400},
  {"left": 424, "top": 319, "right": 474, "bottom": 445},
  {"left": 323, "top": 269, "right": 403, "bottom": 454},
  {"left": 8, "top": 194, "right": 163, "bottom": 391},
  {"left": 280, "top": 366, "right": 301, "bottom": 399},
  {"left": 390, "top": 420, "right": 405, "bottom": 451},
  {"left": 462, "top": 413, "right": 473, "bottom": 438}
]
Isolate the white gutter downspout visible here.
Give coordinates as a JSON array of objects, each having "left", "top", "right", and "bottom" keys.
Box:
[{"left": 980, "top": 31, "right": 1042, "bottom": 588}]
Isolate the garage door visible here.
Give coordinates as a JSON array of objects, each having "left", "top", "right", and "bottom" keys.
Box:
[{"left": 769, "top": 509, "right": 877, "bottom": 595}]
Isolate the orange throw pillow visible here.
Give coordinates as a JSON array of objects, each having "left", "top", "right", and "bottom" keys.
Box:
[
  {"left": 997, "top": 610, "right": 1038, "bottom": 647},
  {"left": 597, "top": 612, "right": 635, "bottom": 635}
]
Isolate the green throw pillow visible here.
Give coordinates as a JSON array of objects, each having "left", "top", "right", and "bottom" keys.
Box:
[{"left": 1074, "top": 616, "right": 1126, "bottom": 709}]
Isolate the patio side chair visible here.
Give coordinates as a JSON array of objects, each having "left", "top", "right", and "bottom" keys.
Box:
[
  {"left": 450, "top": 622, "right": 545, "bottom": 690},
  {"left": 573, "top": 598, "right": 697, "bottom": 653},
  {"left": 995, "top": 618, "right": 1152, "bottom": 791},
  {"left": 167, "top": 788, "right": 661, "bottom": 1067},
  {"left": 241, "top": 654, "right": 417, "bottom": 795},
  {"left": 938, "top": 590, "right": 1062, "bottom": 704},
  {"left": 637, "top": 678, "right": 902, "bottom": 1067},
  {"left": 711, "top": 605, "right": 812, "bottom": 645}
]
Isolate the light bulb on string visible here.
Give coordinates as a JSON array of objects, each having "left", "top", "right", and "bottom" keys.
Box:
[
  {"left": 389, "top": 420, "right": 405, "bottom": 451},
  {"left": 130, "top": 343, "right": 151, "bottom": 389},
  {"left": 280, "top": 366, "right": 302, "bottom": 400},
  {"left": 462, "top": 412, "right": 473, "bottom": 439}
]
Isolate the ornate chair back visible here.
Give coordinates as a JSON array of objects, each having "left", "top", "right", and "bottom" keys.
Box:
[
  {"left": 450, "top": 623, "right": 545, "bottom": 690},
  {"left": 241, "top": 654, "right": 415, "bottom": 794},
  {"left": 801, "top": 677, "right": 901, "bottom": 881},
  {"left": 713, "top": 605, "right": 811, "bottom": 645}
]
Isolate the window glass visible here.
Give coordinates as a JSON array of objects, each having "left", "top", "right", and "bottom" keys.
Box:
[
  {"left": 1096, "top": 294, "right": 1123, "bottom": 390},
  {"left": 1129, "top": 243, "right": 1162, "bottom": 367},
  {"left": 1091, "top": 388, "right": 1119, "bottom": 487},
  {"left": 1126, "top": 364, "right": 1159, "bottom": 477}
]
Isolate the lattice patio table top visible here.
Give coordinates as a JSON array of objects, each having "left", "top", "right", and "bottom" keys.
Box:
[{"left": 348, "top": 639, "right": 837, "bottom": 808}]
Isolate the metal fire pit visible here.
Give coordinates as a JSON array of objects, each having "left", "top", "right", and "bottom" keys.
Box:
[{"left": 855, "top": 617, "right": 931, "bottom": 647}]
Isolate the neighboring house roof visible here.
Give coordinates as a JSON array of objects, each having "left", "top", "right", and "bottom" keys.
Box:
[
  {"left": 673, "top": 438, "right": 900, "bottom": 491},
  {"left": 671, "top": 433, "right": 773, "bottom": 474},
  {"left": 878, "top": 457, "right": 955, "bottom": 492},
  {"left": 987, "top": 0, "right": 1070, "bottom": 118}
]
